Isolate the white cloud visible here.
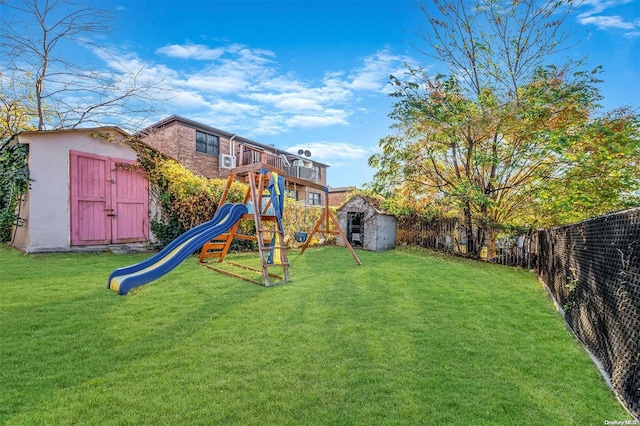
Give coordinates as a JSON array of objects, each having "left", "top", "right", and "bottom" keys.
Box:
[
  {"left": 89, "top": 42, "right": 412, "bottom": 135},
  {"left": 182, "top": 72, "right": 250, "bottom": 94},
  {"left": 285, "top": 141, "right": 369, "bottom": 163},
  {"left": 577, "top": 0, "right": 640, "bottom": 36},
  {"left": 156, "top": 43, "right": 225, "bottom": 60},
  {"left": 579, "top": 0, "right": 634, "bottom": 15},
  {"left": 91, "top": 46, "right": 177, "bottom": 87},
  {"left": 207, "top": 99, "right": 260, "bottom": 115},
  {"left": 169, "top": 90, "right": 210, "bottom": 108},
  {"left": 578, "top": 14, "right": 637, "bottom": 30},
  {"left": 253, "top": 114, "right": 288, "bottom": 136},
  {"left": 348, "top": 50, "right": 411, "bottom": 92},
  {"left": 285, "top": 112, "right": 349, "bottom": 128}
]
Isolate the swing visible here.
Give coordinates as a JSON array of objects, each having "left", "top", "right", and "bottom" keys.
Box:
[{"left": 293, "top": 182, "right": 309, "bottom": 243}]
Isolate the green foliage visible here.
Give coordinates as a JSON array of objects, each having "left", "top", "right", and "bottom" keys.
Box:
[
  {"left": 146, "top": 158, "right": 248, "bottom": 248},
  {"left": 0, "top": 143, "right": 30, "bottom": 242},
  {"left": 534, "top": 108, "right": 640, "bottom": 225},
  {"left": 281, "top": 197, "right": 337, "bottom": 246},
  {"left": 0, "top": 74, "right": 39, "bottom": 140},
  {"left": 149, "top": 217, "right": 183, "bottom": 249}
]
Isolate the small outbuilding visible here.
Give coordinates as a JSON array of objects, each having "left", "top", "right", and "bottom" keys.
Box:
[
  {"left": 8, "top": 127, "right": 152, "bottom": 253},
  {"left": 336, "top": 195, "right": 396, "bottom": 252}
]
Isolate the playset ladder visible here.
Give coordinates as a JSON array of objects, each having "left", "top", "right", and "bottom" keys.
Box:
[
  {"left": 199, "top": 171, "right": 290, "bottom": 286},
  {"left": 247, "top": 171, "right": 290, "bottom": 285}
]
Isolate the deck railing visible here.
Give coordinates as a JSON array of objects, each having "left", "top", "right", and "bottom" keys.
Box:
[{"left": 239, "top": 146, "right": 283, "bottom": 170}]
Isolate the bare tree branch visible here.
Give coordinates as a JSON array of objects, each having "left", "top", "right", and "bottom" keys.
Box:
[{"left": 0, "top": 0, "right": 166, "bottom": 132}]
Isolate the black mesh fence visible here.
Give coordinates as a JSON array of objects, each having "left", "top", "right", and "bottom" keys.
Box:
[{"left": 537, "top": 208, "right": 640, "bottom": 420}]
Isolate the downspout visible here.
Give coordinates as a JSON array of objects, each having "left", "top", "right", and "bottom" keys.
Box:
[{"left": 229, "top": 134, "right": 236, "bottom": 158}]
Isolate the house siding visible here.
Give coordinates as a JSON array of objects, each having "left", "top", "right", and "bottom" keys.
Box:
[{"left": 328, "top": 187, "right": 354, "bottom": 206}]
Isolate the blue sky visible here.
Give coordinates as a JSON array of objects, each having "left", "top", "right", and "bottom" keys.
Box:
[{"left": 4, "top": 0, "right": 640, "bottom": 188}]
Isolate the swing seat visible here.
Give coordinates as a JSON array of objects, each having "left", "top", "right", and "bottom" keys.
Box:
[{"left": 294, "top": 231, "right": 308, "bottom": 243}]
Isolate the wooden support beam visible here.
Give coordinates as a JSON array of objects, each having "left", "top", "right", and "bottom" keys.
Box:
[{"left": 299, "top": 204, "right": 361, "bottom": 266}]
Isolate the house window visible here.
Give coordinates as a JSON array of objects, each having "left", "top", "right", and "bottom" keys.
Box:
[
  {"left": 309, "top": 192, "right": 321, "bottom": 206},
  {"left": 196, "top": 130, "right": 219, "bottom": 155},
  {"left": 314, "top": 165, "right": 321, "bottom": 180}
]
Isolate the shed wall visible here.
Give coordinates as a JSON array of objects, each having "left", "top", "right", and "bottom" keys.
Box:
[{"left": 375, "top": 215, "right": 397, "bottom": 251}]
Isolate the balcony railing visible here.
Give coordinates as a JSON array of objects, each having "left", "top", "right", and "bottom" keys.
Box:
[{"left": 240, "top": 147, "right": 283, "bottom": 170}]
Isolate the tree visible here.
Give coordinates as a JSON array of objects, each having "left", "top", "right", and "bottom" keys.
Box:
[
  {"left": 534, "top": 108, "right": 640, "bottom": 224},
  {"left": 0, "top": 73, "right": 39, "bottom": 143},
  {"left": 370, "top": 66, "right": 600, "bottom": 256},
  {"left": 0, "top": 0, "right": 163, "bottom": 132},
  {"left": 414, "top": 0, "right": 579, "bottom": 101},
  {"left": 0, "top": 74, "right": 35, "bottom": 242},
  {"left": 369, "top": 0, "right": 639, "bottom": 257}
]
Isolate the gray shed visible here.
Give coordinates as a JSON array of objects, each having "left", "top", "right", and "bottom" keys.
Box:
[{"left": 336, "top": 195, "right": 396, "bottom": 252}]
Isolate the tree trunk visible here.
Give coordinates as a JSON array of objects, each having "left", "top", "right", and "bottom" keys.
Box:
[
  {"left": 463, "top": 203, "right": 475, "bottom": 257},
  {"left": 487, "top": 228, "right": 498, "bottom": 260}
]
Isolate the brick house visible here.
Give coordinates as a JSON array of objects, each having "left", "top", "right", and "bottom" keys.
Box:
[
  {"left": 328, "top": 186, "right": 355, "bottom": 206},
  {"left": 138, "top": 115, "right": 329, "bottom": 206}
]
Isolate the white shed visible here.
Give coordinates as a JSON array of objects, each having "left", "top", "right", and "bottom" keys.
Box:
[
  {"left": 8, "top": 128, "right": 151, "bottom": 253},
  {"left": 336, "top": 195, "right": 396, "bottom": 252}
]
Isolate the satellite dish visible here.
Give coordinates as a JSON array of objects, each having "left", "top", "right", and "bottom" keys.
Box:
[
  {"left": 304, "top": 150, "right": 311, "bottom": 157},
  {"left": 297, "top": 149, "right": 304, "bottom": 155}
]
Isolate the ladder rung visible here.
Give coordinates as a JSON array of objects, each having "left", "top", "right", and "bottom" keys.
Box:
[
  {"left": 203, "top": 243, "right": 226, "bottom": 250},
  {"left": 200, "top": 253, "right": 222, "bottom": 259}
]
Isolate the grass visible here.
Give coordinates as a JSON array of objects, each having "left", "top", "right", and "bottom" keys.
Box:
[{"left": 0, "top": 244, "right": 632, "bottom": 425}]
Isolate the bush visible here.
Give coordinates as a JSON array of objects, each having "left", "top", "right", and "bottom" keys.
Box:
[{"left": 146, "top": 158, "right": 248, "bottom": 248}]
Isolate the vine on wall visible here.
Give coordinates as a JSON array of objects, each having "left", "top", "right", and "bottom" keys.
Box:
[{"left": 0, "top": 143, "right": 30, "bottom": 242}]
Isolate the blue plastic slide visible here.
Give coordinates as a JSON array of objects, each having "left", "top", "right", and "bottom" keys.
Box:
[{"left": 107, "top": 203, "right": 248, "bottom": 295}]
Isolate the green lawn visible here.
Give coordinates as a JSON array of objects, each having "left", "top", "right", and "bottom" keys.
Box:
[{"left": 0, "top": 244, "right": 632, "bottom": 425}]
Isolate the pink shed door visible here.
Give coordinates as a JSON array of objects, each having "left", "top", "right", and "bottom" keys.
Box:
[
  {"left": 111, "top": 161, "right": 148, "bottom": 243},
  {"left": 70, "top": 151, "right": 148, "bottom": 245},
  {"left": 70, "top": 151, "right": 110, "bottom": 245}
]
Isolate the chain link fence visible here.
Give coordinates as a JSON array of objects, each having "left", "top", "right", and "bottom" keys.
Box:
[{"left": 537, "top": 209, "right": 639, "bottom": 420}]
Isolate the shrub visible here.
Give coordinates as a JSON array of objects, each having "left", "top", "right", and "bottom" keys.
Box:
[{"left": 145, "top": 158, "right": 248, "bottom": 248}]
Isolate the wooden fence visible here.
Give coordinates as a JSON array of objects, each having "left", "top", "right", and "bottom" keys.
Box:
[{"left": 396, "top": 215, "right": 537, "bottom": 268}]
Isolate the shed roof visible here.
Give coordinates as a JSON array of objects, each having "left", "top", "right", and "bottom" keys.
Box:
[
  {"left": 8, "top": 126, "right": 129, "bottom": 141},
  {"left": 338, "top": 194, "right": 394, "bottom": 216},
  {"left": 6, "top": 126, "right": 160, "bottom": 154}
]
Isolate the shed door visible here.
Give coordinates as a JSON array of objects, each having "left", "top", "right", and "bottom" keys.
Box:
[
  {"left": 347, "top": 212, "right": 364, "bottom": 247},
  {"left": 70, "top": 151, "right": 148, "bottom": 245},
  {"left": 111, "top": 160, "right": 148, "bottom": 243}
]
